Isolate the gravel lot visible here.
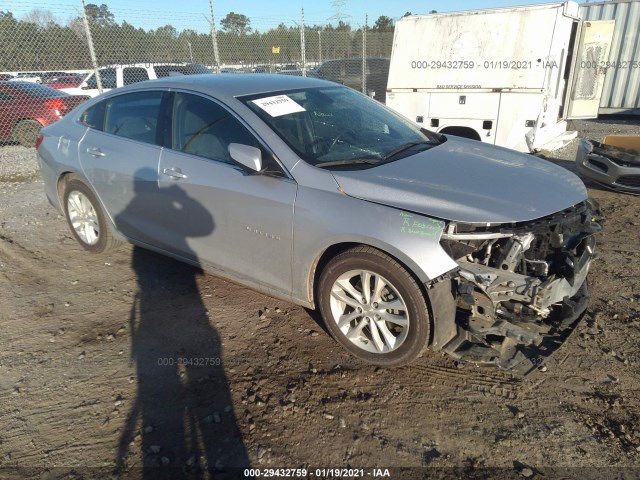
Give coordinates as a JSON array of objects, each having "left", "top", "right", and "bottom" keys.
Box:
[
  {"left": 0, "top": 144, "right": 39, "bottom": 183},
  {"left": 0, "top": 119, "right": 639, "bottom": 479}
]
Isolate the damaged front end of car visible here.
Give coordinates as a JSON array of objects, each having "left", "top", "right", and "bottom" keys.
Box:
[{"left": 435, "top": 199, "right": 602, "bottom": 374}]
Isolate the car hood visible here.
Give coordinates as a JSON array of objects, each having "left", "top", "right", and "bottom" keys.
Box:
[{"left": 331, "top": 137, "right": 587, "bottom": 224}]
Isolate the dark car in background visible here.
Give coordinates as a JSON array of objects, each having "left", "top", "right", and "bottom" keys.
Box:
[
  {"left": 0, "top": 81, "right": 89, "bottom": 147},
  {"left": 277, "top": 64, "right": 303, "bottom": 76},
  {"left": 44, "top": 75, "right": 85, "bottom": 90},
  {"left": 309, "top": 58, "right": 390, "bottom": 103},
  {"left": 40, "top": 71, "right": 73, "bottom": 84}
]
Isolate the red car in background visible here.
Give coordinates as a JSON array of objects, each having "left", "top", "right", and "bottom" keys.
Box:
[
  {"left": 44, "top": 75, "right": 84, "bottom": 90},
  {"left": 0, "top": 81, "right": 89, "bottom": 147}
]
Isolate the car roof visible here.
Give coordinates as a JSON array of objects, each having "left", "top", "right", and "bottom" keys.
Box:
[{"left": 113, "top": 73, "right": 336, "bottom": 101}]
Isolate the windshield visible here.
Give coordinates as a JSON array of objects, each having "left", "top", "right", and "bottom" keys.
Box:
[{"left": 240, "top": 86, "right": 441, "bottom": 167}]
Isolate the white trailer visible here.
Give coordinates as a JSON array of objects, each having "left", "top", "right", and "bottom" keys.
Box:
[{"left": 386, "top": 2, "right": 615, "bottom": 152}]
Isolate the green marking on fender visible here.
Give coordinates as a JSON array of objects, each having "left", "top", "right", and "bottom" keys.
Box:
[{"left": 399, "top": 212, "right": 443, "bottom": 237}]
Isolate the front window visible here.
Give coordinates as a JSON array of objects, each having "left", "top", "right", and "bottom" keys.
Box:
[
  {"left": 241, "top": 86, "right": 440, "bottom": 168},
  {"left": 171, "top": 92, "right": 260, "bottom": 165}
]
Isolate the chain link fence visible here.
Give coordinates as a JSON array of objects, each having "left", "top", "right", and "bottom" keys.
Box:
[{"left": 0, "top": 2, "right": 393, "bottom": 147}]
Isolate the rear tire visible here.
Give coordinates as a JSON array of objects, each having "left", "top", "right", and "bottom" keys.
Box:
[
  {"left": 317, "top": 246, "right": 431, "bottom": 367},
  {"left": 63, "top": 179, "right": 121, "bottom": 253},
  {"left": 12, "top": 120, "right": 42, "bottom": 147}
]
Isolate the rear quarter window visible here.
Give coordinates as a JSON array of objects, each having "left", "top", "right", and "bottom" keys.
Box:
[{"left": 79, "top": 101, "right": 106, "bottom": 130}]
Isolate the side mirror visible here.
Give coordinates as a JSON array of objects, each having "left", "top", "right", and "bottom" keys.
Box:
[{"left": 229, "top": 143, "right": 262, "bottom": 172}]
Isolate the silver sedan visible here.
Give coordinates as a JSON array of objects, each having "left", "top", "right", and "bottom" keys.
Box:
[{"left": 37, "top": 74, "right": 601, "bottom": 373}]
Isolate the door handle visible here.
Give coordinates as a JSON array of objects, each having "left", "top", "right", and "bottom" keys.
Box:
[
  {"left": 86, "top": 147, "right": 105, "bottom": 157},
  {"left": 162, "top": 167, "right": 188, "bottom": 180}
]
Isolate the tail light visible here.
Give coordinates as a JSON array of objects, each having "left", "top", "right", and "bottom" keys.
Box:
[
  {"left": 35, "top": 134, "right": 44, "bottom": 150},
  {"left": 45, "top": 98, "right": 67, "bottom": 116}
]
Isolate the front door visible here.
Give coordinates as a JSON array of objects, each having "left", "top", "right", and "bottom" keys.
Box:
[{"left": 157, "top": 92, "right": 297, "bottom": 297}]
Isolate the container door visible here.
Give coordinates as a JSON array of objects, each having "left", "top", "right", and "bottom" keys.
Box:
[{"left": 566, "top": 20, "right": 615, "bottom": 119}]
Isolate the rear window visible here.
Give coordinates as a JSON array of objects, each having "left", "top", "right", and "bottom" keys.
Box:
[{"left": 4, "top": 82, "right": 67, "bottom": 99}]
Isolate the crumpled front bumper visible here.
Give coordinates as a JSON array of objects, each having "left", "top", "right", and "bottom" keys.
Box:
[
  {"left": 442, "top": 275, "right": 590, "bottom": 375},
  {"left": 437, "top": 219, "right": 598, "bottom": 375}
]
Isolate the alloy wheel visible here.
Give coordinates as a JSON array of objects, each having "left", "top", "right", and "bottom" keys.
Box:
[{"left": 328, "top": 269, "right": 410, "bottom": 354}]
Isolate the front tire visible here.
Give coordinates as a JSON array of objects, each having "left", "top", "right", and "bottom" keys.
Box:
[
  {"left": 318, "top": 246, "right": 431, "bottom": 367},
  {"left": 63, "top": 179, "right": 121, "bottom": 253}
]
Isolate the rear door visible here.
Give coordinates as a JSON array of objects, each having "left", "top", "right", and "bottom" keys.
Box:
[
  {"left": 78, "top": 90, "right": 166, "bottom": 243},
  {"left": 566, "top": 20, "right": 615, "bottom": 119}
]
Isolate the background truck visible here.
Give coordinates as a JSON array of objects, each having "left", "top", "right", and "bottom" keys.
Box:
[{"left": 386, "top": 2, "right": 615, "bottom": 152}]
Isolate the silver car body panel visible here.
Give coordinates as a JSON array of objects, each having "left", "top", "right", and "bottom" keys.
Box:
[
  {"left": 332, "top": 136, "right": 588, "bottom": 224},
  {"left": 79, "top": 129, "right": 162, "bottom": 241},
  {"left": 157, "top": 148, "right": 297, "bottom": 299}
]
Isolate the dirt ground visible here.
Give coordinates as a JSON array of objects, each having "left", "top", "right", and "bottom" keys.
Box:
[{"left": 0, "top": 118, "right": 639, "bottom": 479}]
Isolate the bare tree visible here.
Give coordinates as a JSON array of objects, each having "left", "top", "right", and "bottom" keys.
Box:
[{"left": 22, "top": 8, "right": 58, "bottom": 28}]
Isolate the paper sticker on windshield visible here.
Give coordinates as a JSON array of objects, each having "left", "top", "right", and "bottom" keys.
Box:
[{"left": 252, "top": 95, "right": 305, "bottom": 117}]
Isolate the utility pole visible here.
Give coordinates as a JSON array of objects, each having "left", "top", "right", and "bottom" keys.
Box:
[
  {"left": 300, "top": 8, "right": 306, "bottom": 77},
  {"left": 80, "top": 0, "right": 102, "bottom": 92},
  {"left": 362, "top": 15, "right": 367, "bottom": 95},
  {"left": 208, "top": 0, "right": 221, "bottom": 73}
]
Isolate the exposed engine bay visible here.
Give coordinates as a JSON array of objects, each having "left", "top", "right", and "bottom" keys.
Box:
[{"left": 435, "top": 199, "right": 602, "bottom": 374}]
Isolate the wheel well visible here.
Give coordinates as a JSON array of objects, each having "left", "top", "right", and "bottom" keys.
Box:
[
  {"left": 310, "top": 242, "right": 359, "bottom": 304},
  {"left": 439, "top": 126, "right": 481, "bottom": 141},
  {"left": 310, "top": 242, "right": 439, "bottom": 345},
  {"left": 56, "top": 172, "right": 80, "bottom": 206}
]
